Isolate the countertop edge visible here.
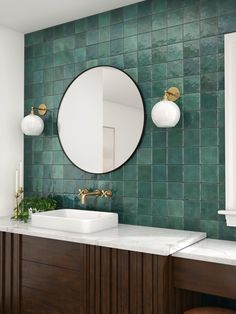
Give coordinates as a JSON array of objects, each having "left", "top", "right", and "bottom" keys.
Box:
[
  {"left": 172, "top": 238, "right": 236, "bottom": 266},
  {"left": 172, "top": 252, "right": 236, "bottom": 266},
  {"left": 0, "top": 219, "right": 207, "bottom": 256}
]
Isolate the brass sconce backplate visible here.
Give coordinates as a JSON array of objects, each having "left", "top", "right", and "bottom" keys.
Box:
[
  {"left": 166, "top": 87, "right": 180, "bottom": 102},
  {"left": 38, "top": 104, "right": 47, "bottom": 116}
]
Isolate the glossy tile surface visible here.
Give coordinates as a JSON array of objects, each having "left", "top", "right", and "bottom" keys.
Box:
[{"left": 24, "top": 0, "right": 236, "bottom": 240}]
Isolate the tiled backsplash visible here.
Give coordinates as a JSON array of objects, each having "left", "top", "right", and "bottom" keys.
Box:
[{"left": 24, "top": 0, "right": 236, "bottom": 240}]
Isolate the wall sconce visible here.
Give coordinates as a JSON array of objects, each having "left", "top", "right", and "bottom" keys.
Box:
[
  {"left": 151, "top": 87, "right": 181, "bottom": 128},
  {"left": 21, "top": 104, "right": 47, "bottom": 136}
]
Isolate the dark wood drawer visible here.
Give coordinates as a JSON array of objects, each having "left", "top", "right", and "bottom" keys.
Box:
[
  {"left": 21, "top": 260, "right": 84, "bottom": 314},
  {"left": 22, "top": 235, "right": 85, "bottom": 270},
  {"left": 173, "top": 257, "right": 236, "bottom": 300},
  {"left": 21, "top": 286, "right": 83, "bottom": 314}
]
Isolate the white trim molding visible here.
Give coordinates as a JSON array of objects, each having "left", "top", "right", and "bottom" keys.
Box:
[{"left": 218, "top": 32, "right": 236, "bottom": 226}]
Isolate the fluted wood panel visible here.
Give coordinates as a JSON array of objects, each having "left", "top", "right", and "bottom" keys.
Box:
[
  {"left": 85, "top": 245, "right": 170, "bottom": 314},
  {"left": 0, "top": 232, "right": 21, "bottom": 314}
]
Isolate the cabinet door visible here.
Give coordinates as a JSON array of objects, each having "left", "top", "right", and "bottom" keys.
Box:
[
  {"left": 21, "top": 236, "right": 86, "bottom": 314},
  {"left": 21, "top": 261, "right": 84, "bottom": 314}
]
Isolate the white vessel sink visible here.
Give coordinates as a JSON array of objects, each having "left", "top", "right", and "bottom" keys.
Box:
[{"left": 31, "top": 209, "right": 118, "bottom": 233}]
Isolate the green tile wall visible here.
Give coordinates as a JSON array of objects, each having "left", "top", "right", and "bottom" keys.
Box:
[{"left": 24, "top": 0, "right": 236, "bottom": 240}]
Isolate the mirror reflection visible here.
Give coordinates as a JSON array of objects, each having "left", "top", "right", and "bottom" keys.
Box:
[{"left": 57, "top": 66, "right": 144, "bottom": 174}]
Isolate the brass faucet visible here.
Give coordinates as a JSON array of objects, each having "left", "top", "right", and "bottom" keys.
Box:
[{"left": 78, "top": 189, "right": 112, "bottom": 205}]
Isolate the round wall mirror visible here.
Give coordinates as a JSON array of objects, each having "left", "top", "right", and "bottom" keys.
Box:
[{"left": 57, "top": 66, "right": 144, "bottom": 174}]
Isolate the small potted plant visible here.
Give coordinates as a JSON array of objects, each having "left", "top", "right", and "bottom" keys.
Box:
[{"left": 12, "top": 196, "right": 57, "bottom": 223}]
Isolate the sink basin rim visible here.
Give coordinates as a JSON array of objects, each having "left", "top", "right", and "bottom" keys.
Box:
[{"left": 31, "top": 209, "right": 118, "bottom": 234}]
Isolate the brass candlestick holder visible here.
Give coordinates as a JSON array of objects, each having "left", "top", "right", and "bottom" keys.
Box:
[{"left": 14, "top": 187, "right": 24, "bottom": 219}]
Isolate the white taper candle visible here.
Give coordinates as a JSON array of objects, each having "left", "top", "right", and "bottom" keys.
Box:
[
  {"left": 19, "top": 161, "right": 23, "bottom": 188},
  {"left": 15, "top": 169, "right": 19, "bottom": 194}
]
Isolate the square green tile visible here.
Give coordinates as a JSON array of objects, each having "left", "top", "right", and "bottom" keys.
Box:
[
  {"left": 201, "top": 147, "right": 219, "bottom": 164},
  {"left": 167, "top": 60, "right": 183, "bottom": 78},
  {"left": 184, "top": 58, "right": 199, "bottom": 76},
  {"left": 111, "top": 23, "right": 124, "bottom": 39},
  {"left": 201, "top": 128, "right": 218, "bottom": 146},
  {"left": 152, "top": 46, "right": 167, "bottom": 64},
  {"left": 184, "top": 165, "right": 200, "bottom": 182},
  {"left": 168, "top": 165, "right": 183, "bottom": 182},
  {"left": 167, "top": 43, "right": 183, "bottom": 61},
  {"left": 167, "top": 25, "right": 183, "bottom": 44},
  {"left": 152, "top": 63, "right": 167, "bottom": 80},
  {"left": 184, "top": 183, "right": 200, "bottom": 200},
  {"left": 110, "top": 39, "right": 123, "bottom": 56},
  {"left": 200, "top": 55, "right": 217, "bottom": 74},
  {"left": 201, "top": 165, "right": 219, "bottom": 183},
  {"left": 183, "top": 93, "right": 200, "bottom": 111},
  {"left": 138, "top": 33, "right": 152, "bottom": 50},
  {"left": 99, "top": 12, "right": 110, "bottom": 27},
  {"left": 184, "top": 147, "right": 199, "bottom": 164},
  {"left": 138, "top": 165, "right": 151, "bottom": 181},
  {"left": 152, "top": 164, "right": 167, "bottom": 181},
  {"left": 138, "top": 182, "right": 151, "bottom": 198},
  {"left": 124, "top": 181, "right": 137, "bottom": 197},
  {"left": 152, "top": 13, "right": 167, "bottom": 30},
  {"left": 168, "top": 200, "right": 184, "bottom": 217},
  {"left": 138, "top": 49, "right": 152, "bottom": 66},
  {"left": 184, "top": 111, "right": 200, "bottom": 128},
  {"left": 124, "top": 19, "right": 137, "bottom": 37},
  {"left": 183, "top": 40, "right": 200, "bottom": 58},
  {"left": 167, "top": 9, "right": 183, "bottom": 27},
  {"left": 137, "top": 148, "right": 152, "bottom": 164},
  {"left": 124, "top": 4, "right": 137, "bottom": 21},
  {"left": 168, "top": 147, "right": 183, "bottom": 164},
  {"left": 184, "top": 22, "right": 200, "bottom": 41},
  {"left": 200, "top": 36, "right": 217, "bottom": 56},
  {"left": 152, "top": 148, "right": 167, "bottom": 164},
  {"left": 152, "top": 29, "right": 167, "bottom": 47},
  {"left": 200, "top": 0, "right": 217, "bottom": 19},
  {"left": 184, "top": 75, "right": 200, "bottom": 93},
  {"left": 137, "top": 16, "right": 152, "bottom": 34},
  {"left": 168, "top": 129, "right": 183, "bottom": 147},
  {"left": 152, "top": 182, "right": 167, "bottom": 199},
  {"left": 201, "top": 110, "right": 217, "bottom": 128},
  {"left": 124, "top": 36, "right": 137, "bottom": 53},
  {"left": 168, "top": 183, "right": 184, "bottom": 199},
  {"left": 152, "top": 131, "right": 167, "bottom": 148},
  {"left": 99, "top": 27, "right": 110, "bottom": 42},
  {"left": 184, "top": 3, "right": 199, "bottom": 23}
]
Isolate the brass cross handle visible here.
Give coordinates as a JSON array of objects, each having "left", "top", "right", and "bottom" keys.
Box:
[
  {"left": 78, "top": 188, "right": 89, "bottom": 196},
  {"left": 101, "top": 190, "right": 112, "bottom": 198}
]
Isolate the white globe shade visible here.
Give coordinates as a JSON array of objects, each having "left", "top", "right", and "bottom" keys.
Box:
[
  {"left": 21, "top": 113, "right": 44, "bottom": 136},
  {"left": 151, "top": 99, "right": 180, "bottom": 128}
]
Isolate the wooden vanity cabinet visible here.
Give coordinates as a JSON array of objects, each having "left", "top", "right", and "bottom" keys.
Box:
[{"left": 0, "top": 232, "right": 172, "bottom": 314}]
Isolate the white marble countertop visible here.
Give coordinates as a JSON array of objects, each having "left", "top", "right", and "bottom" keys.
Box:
[
  {"left": 0, "top": 217, "right": 206, "bottom": 256},
  {"left": 173, "top": 238, "right": 236, "bottom": 266}
]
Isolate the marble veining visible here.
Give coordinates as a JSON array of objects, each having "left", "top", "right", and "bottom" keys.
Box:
[
  {"left": 0, "top": 217, "right": 206, "bottom": 256},
  {"left": 173, "top": 238, "right": 236, "bottom": 266}
]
